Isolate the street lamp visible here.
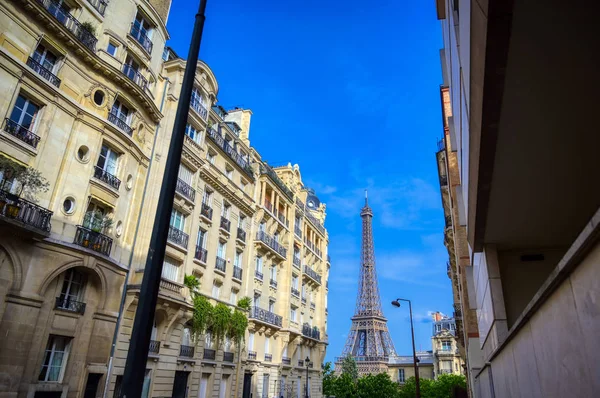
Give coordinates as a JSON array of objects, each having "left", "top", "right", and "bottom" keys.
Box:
[
  {"left": 391, "top": 299, "right": 421, "bottom": 398},
  {"left": 305, "top": 356, "right": 311, "bottom": 398}
]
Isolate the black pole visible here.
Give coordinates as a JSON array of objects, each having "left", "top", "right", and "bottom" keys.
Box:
[
  {"left": 119, "top": 1, "right": 208, "bottom": 397},
  {"left": 408, "top": 300, "right": 421, "bottom": 398},
  {"left": 305, "top": 358, "right": 309, "bottom": 398}
]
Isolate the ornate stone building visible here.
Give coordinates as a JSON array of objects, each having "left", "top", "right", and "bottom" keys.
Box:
[{"left": 430, "top": 312, "right": 464, "bottom": 378}]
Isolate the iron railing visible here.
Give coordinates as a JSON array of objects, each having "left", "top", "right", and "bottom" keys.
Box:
[
  {"left": 37, "top": 0, "right": 98, "bottom": 51},
  {"left": 264, "top": 354, "right": 272, "bottom": 362},
  {"left": 250, "top": 306, "right": 283, "bottom": 327},
  {"left": 282, "top": 357, "right": 291, "bottom": 365},
  {"left": 55, "top": 297, "right": 86, "bottom": 314},
  {"left": 303, "top": 265, "right": 322, "bottom": 284},
  {"left": 2, "top": 118, "right": 41, "bottom": 148},
  {"left": 179, "top": 345, "right": 194, "bottom": 358},
  {"left": 293, "top": 256, "right": 301, "bottom": 269},
  {"left": 255, "top": 231, "right": 287, "bottom": 258},
  {"left": 206, "top": 128, "right": 253, "bottom": 177},
  {"left": 74, "top": 225, "right": 112, "bottom": 256},
  {"left": 122, "top": 63, "right": 148, "bottom": 91},
  {"left": 248, "top": 351, "right": 257, "bottom": 360},
  {"left": 302, "top": 323, "right": 320, "bottom": 340},
  {"left": 237, "top": 227, "right": 246, "bottom": 242},
  {"left": 264, "top": 199, "right": 273, "bottom": 213},
  {"left": 233, "top": 266, "right": 243, "bottom": 280},
  {"left": 86, "top": 0, "right": 107, "bottom": 15},
  {"left": 201, "top": 203, "right": 213, "bottom": 220},
  {"left": 148, "top": 340, "right": 160, "bottom": 354},
  {"left": 215, "top": 256, "right": 226, "bottom": 273},
  {"left": 301, "top": 297, "right": 307, "bottom": 304},
  {"left": 270, "top": 279, "right": 278, "bottom": 288},
  {"left": 310, "top": 302, "right": 316, "bottom": 310},
  {"left": 168, "top": 226, "right": 189, "bottom": 248},
  {"left": 107, "top": 112, "right": 133, "bottom": 136},
  {"left": 259, "top": 164, "right": 293, "bottom": 200},
  {"left": 291, "top": 287, "right": 300, "bottom": 297},
  {"left": 203, "top": 348, "right": 216, "bottom": 360},
  {"left": 298, "top": 360, "right": 304, "bottom": 367},
  {"left": 224, "top": 352, "right": 234, "bottom": 362},
  {"left": 453, "top": 303, "right": 462, "bottom": 319},
  {"left": 129, "top": 23, "right": 153, "bottom": 54},
  {"left": 176, "top": 178, "right": 195, "bottom": 201},
  {"left": 255, "top": 270, "right": 263, "bottom": 280},
  {"left": 276, "top": 210, "right": 288, "bottom": 227},
  {"left": 191, "top": 99, "right": 208, "bottom": 120},
  {"left": 27, "top": 57, "right": 61, "bottom": 87},
  {"left": 0, "top": 190, "right": 52, "bottom": 232},
  {"left": 294, "top": 226, "right": 302, "bottom": 238},
  {"left": 305, "top": 210, "right": 326, "bottom": 235},
  {"left": 195, "top": 246, "right": 207, "bottom": 263},
  {"left": 93, "top": 166, "right": 121, "bottom": 190},
  {"left": 220, "top": 216, "right": 231, "bottom": 232}
]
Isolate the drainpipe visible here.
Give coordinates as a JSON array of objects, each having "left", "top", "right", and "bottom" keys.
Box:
[{"left": 102, "top": 76, "right": 171, "bottom": 398}]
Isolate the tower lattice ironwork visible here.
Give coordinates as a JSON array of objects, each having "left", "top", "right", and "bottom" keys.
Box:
[{"left": 337, "top": 192, "right": 397, "bottom": 375}]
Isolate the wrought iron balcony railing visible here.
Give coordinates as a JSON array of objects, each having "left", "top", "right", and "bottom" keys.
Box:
[
  {"left": 237, "top": 227, "right": 246, "bottom": 242},
  {"left": 86, "top": 0, "right": 107, "bottom": 15},
  {"left": 203, "top": 348, "right": 216, "bottom": 360},
  {"left": 294, "top": 226, "right": 302, "bottom": 238},
  {"left": 215, "top": 256, "right": 226, "bottom": 273},
  {"left": 195, "top": 246, "right": 207, "bottom": 263},
  {"left": 255, "top": 270, "right": 263, "bottom": 280},
  {"left": 270, "top": 279, "right": 278, "bottom": 288},
  {"left": 293, "top": 256, "right": 301, "bottom": 269},
  {"left": 191, "top": 99, "right": 208, "bottom": 120},
  {"left": 259, "top": 164, "right": 293, "bottom": 200},
  {"left": 310, "top": 302, "right": 316, "bottom": 310},
  {"left": 2, "top": 118, "right": 41, "bottom": 148},
  {"left": 248, "top": 351, "right": 257, "bottom": 360},
  {"left": 298, "top": 360, "right": 304, "bottom": 367},
  {"left": 276, "top": 210, "right": 289, "bottom": 228},
  {"left": 303, "top": 265, "right": 322, "bottom": 284},
  {"left": 250, "top": 306, "right": 283, "bottom": 328},
  {"left": 301, "top": 297, "right": 307, "bottom": 304},
  {"left": 264, "top": 354, "right": 272, "bottom": 362},
  {"left": 233, "top": 266, "right": 243, "bottom": 280},
  {"left": 37, "top": 0, "right": 98, "bottom": 51},
  {"left": 224, "top": 352, "right": 234, "bottom": 362},
  {"left": 291, "top": 287, "right": 300, "bottom": 297},
  {"left": 107, "top": 112, "right": 133, "bottom": 136},
  {"left": 55, "top": 297, "right": 86, "bottom": 314},
  {"left": 206, "top": 129, "right": 253, "bottom": 177},
  {"left": 264, "top": 199, "right": 273, "bottom": 213},
  {"left": 74, "top": 225, "right": 112, "bottom": 256},
  {"left": 168, "top": 226, "right": 189, "bottom": 248},
  {"left": 93, "top": 166, "right": 121, "bottom": 190},
  {"left": 302, "top": 323, "right": 321, "bottom": 340},
  {"left": 179, "top": 345, "right": 194, "bottom": 358},
  {"left": 305, "top": 210, "right": 326, "bottom": 236},
  {"left": 0, "top": 189, "right": 52, "bottom": 232},
  {"left": 220, "top": 216, "right": 231, "bottom": 232},
  {"left": 255, "top": 231, "right": 287, "bottom": 258},
  {"left": 176, "top": 178, "right": 195, "bottom": 201},
  {"left": 27, "top": 57, "right": 61, "bottom": 87},
  {"left": 148, "top": 340, "right": 160, "bottom": 354},
  {"left": 282, "top": 357, "right": 291, "bottom": 365},
  {"left": 201, "top": 203, "right": 213, "bottom": 220},
  {"left": 122, "top": 63, "right": 148, "bottom": 91},
  {"left": 129, "top": 23, "right": 153, "bottom": 54}
]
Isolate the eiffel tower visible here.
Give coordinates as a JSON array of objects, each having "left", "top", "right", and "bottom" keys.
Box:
[{"left": 337, "top": 191, "right": 397, "bottom": 375}]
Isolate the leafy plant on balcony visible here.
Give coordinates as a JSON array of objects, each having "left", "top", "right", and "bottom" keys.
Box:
[
  {"left": 229, "top": 309, "right": 248, "bottom": 346},
  {"left": 237, "top": 296, "right": 251, "bottom": 310},
  {"left": 80, "top": 21, "right": 97, "bottom": 36},
  {"left": 83, "top": 210, "right": 114, "bottom": 233},
  {"left": 0, "top": 157, "right": 49, "bottom": 202},
  {"left": 212, "top": 303, "right": 232, "bottom": 345}
]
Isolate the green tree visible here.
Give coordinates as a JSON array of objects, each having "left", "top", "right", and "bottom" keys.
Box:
[
  {"left": 340, "top": 356, "right": 359, "bottom": 382},
  {"left": 356, "top": 373, "right": 400, "bottom": 398},
  {"left": 322, "top": 362, "right": 337, "bottom": 397},
  {"left": 430, "top": 374, "right": 467, "bottom": 398},
  {"left": 334, "top": 373, "right": 357, "bottom": 398}
]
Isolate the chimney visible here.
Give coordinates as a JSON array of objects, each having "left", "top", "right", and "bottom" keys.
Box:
[{"left": 224, "top": 108, "right": 252, "bottom": 142}]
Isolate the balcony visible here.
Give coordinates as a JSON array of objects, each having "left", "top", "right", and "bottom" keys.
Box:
[
  {"left": 237, "top": 227, "right": 246, "bottom": 242},
  {"left": 298, "top": 360, "right": 304, "bottom": 367},
  {"left": 93, "top": 166, "right": 121, "bottom": 190},
  {"left": 250, "top": 306, "right": 283, "bottom": 328},
  {"left": 302, "top": 323, "right": 321, "bottom": 340},
  {"left": 191, "top": 99, "right": 208, "bottom": 120},
  {"left": 439, "top": 174, "right": 448, "bottom": 187},
  {"left": 2, "top": 118, "right": 41, "bottom": 148},
  {"left": 176, "top": 178, "right": 195, "bottom": 202},
  {"left": 294, "top": 226, "right": 302, "bottom": 238},
  {"left": 201, "top": 203, "right": 213, "bottom": 220},
  {"left": 129, "top": 23, "right": 153, "bottom": 54},
  {"left": 264, "top": 354, "right": 272, "bottom": 362},
  {"left": 203, "top": 348, "right": 216, "bottom": 360},
  {"left": 255, "top": 270, "right": 263, "bottom": 280},
  {"left": 122, "top": 63, "right": 148, "bottom": 91},
  {"left": 107, "top": 112, "right": 133, "bottom": 136},
  {"left": 276, "top": 210, "right": 289, "bottom": 228},
  {"left": 206, "top": 129, "right": 253, "bottom": 178},
  {"left": 26, "top": 57, "right": 61, "bottom": 87},
  {"left": 179, "top": 345, "right": 195, "bottom": 358},
  {"left": 37, "top": 0, "right": 98, "bottom": 51},
  {"left": 74, "top": 225, "right": 112, "bottom": 256},
  {"left": 445, "top": 215, "right": 452, "bottom": 228},
  {"left": 264, "top": 199, "right": 273, "bottom": 213},
  {"left": 215, "top": 256, "right": 226, "bottom": 273},
  {"left": 259, "top": 164, "right": 293, "bottom": 200},
  {"left": 310, "top": 302, "right": 316, "bottom": 310},
  {"left": 86, "top": 0, "right": 107, "bottom": 15},
  {"left": 301, "top": 297, "right": 306, "bottom": 305},
  {"left": 255, "top": 231, "right": 287, "bottom": 258},
  {"left": 224, "top": 352, "right": 234, "bottom": 362},
  {"left": 233, "top": 266, "right": 243, "bottom": 280},
  {"left": 220, "top": 217, "right": 231, "bottom": 232},
  {"left": 160, "top": 278, "right": 182, "bottom": 294},
  {"left": 194, "top": 246, "right": 207, "bottom": 263},
  {"left": 248, "top": 351, "right": 257, "bottom": 360},
  {"left": 453, "top": 303, "right": 463, "bottom": 319},
  {"left": 291, "top": 287, "right": 300, "bottom": 297},
  {"left": 0, "top": 190, "right": 52, "bottom": 233},
  {"left": 270, "top": 279, "right": 278, "bottom": 288},
  {"left": 54, "top": 297, "right": 86, "bottom": 314},
  {"left": 168, "top": 226, "right": 189, "bottom": 248},
  {"left": 282, "top": 357, "right": 291, "bottom": 366},
  {"left": 149, "top": 340, "right": 160, "bottom": 354},
  {"left": 305, "top": 210, "right": 326, "bottom": 236},
  {"left": 293, "top": 256, "right": 301, "bottom": 269},
  {"left": 303, "top": 265, "right": 322, "bottom": 285}
]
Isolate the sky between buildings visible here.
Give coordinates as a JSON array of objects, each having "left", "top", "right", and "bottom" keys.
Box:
[{"left": 166, "top": 0, "right": 448, "bottom": 363}]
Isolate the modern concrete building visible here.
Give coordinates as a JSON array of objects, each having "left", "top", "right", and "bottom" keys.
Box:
[
  {"left": 430, "top": 312, "right": 464, "bottom": 378},
  {"left": 435, "top": 0, "right": 600, "bottom": 397}
]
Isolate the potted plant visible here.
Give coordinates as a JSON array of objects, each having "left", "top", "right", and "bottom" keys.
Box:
[
  {"left": 0, "top": 157, "right": 49, "bottom": 217},
  {"left": 80, "top": 21, "right": 97, "bottom": 37}
]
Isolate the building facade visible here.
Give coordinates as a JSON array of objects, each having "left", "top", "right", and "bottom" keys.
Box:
[
  {"left": 435, "top": 0, "right": 600, "bottom": 397},
  {"left": 387, "top": 352, "right": 434, "bottom": 385},
  {"left": 430, "top": 313, "right": 464, "bottom": 378}
]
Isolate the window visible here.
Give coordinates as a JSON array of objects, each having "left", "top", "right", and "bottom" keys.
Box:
[
  {"left": 33, "top": 43, "right": 59, "bottom": 72},
  {"left": 206, "top": 150, "right": 216, "bottom": 164},
  {"left": 240, "top": 179, "right": 247, "bottom": 191},
  {"left": 270, "top": 265, "right": 277, "bottom": 281},
  {"left": 221, "top": 202, "right": 230, "bottom": 219},
  {"left": 107, "top": 42, "right": 117, "bottom": 57},
  {"left": 273, "top": 232, "right": 279, "bottom": 243},
  {"left": 230, "top": 289, "right": 238, "bottom": 305},
  {"left": 217, "top": 241, "right": 226, "bottom": 258},
  {"left": 238, "top": 215, "right": 245, "bottom": 230},
  {"left": 255, "top": 256, "right": 263, "bottom": 273},
  {"left": 82, "top": 202, "right": 107, "bottom": 230},
  {"left": 10, "top": 94, "right": 40, "bottom": 131},
  {"left": 133, "top": 12, "right": 153, "bottom": 40},
  {"left": 441, "top": 360, "right": 453, "bottom": 371},
  {"left": 441, "top": 340, "right": 452, "bottom": 351},
  {"left": 202, "top": 189, "right": 212, "bottom": 205},
  {"left": 197, "top": 228, "right": 207, "bottom": 249},
  {"left": 185, "top": 123, "right": 201, "bottom": 143},
  {"left": 97, "top": 144, "right": 119, "bottom": 176},
  {"left": 182, "top": 327, "right": 192, "bottom": 346},
  {"left": 39, "top": 335, "right": 71, "bottom": 382},
  {"left": 268, "top": 299, "right": 275, "bottom": 313},
  {"left": 48, "top": 0, "right": 71, "bottom": 24},
  {"left": 162, "top": 257, "right": 179, "bottom": 282},
  {"left": 111, "top": 99, "right": 131, "bottom": 124},
  {"left": 292, "top": 275, "right": 298, "bottom": 289},
  {"left": 142, "top": 370, "right": 152, "bottom": 398},
  {"left": 259, "top": 222, "right": 266, "bottom": 232},
  {"left": 123, "top": 54, "right": 140, "bottom": 77},
  {"left": 264, "top": 337, "right": 270, "bottom": 354},
  {"left": 262, "top": 374, "right": 269, "bottom": 398},
  {"left": 170, "top": 209, "right": 186, "bottom": 231},
  {"left": 205, "top": 332, "right": 213, "bottom": 349},
  {"left": 191, "top": 87, "right": 207, "bottom": 111},
  {"left": 225, "top": 165, "right": 233, "bottom": 179},
  {"left": 212, "top": 282, "right": 221, "bottom": 299},
  {"left": 253, "top": 293, "right": 261, "bottom": 308},
  {"left": 301, "top": 284, "right": 306, "bottom": 299},
  {"left": 234, "top": 251, "right": 242, "bottom": 267},
  {"left": 290, "top": 307, "right": 297, "bottom": 322},
  {"left": 248, "top": 332, "right": 255, "bottom": 350},
  {"left": 178, "top": 164, "right": 193, "bottom": 185},
  {"left": 58, "top": 269, "right": 86, "bottom": 308}
]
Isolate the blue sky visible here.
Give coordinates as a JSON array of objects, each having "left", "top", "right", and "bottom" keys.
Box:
[{"left": 166, "top": 0, "right": 447, "bottom": 363}]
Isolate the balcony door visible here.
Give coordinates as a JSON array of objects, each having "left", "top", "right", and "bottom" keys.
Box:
[
  {"left": 97, "top": 145, "right": 119, "bottom": 176},
  {"left": 111, "top": 100, "right": 131, "bottom": 124},
  {"left": 133, "top": 13, "right": 152, "bottom": 40},
  {"left": 123, "top": 54, "right": 140, "bottom": 80},
  {"left": 10, "top": 95, "right": 40, "bottom": 131},
  {"left": 33, "top": 44, "right": 59, "bottom": 73},
  {"left": 83, "top": 202, "right": 107, "bottom": 231},
  {"left": 48, "top": 0, "right": 70, "bottom": 23},
  {"left": 58, "top": 269, "right": 86, "bottom": 309}
]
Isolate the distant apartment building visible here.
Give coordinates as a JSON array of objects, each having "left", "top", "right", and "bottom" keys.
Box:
[
  {"left": 431, "top": 312, "right": 464, "bottom": 378},
  {"left": 435, "top": 0, "right": 599, "bottom": 397},
  {"left": 387, "top": 352, "right": 434, "bottom": 385}
]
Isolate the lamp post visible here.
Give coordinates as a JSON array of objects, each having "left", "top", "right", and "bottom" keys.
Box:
[
  {"left": 391, "top": 299, "right": 421, "bottom": 398},
  {"left": 118, "top": 1, "right": 208, "bottom": 397},
  {"left": 305, "top": 356, "right": 311, "bottom": 398}
]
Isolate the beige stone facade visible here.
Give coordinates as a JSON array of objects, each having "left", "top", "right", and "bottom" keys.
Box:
[
  {"left": 430, "top": 313, "right": 465, "bottom": 378},
  {"left": 386, "top": 353, "right": 434, "bottom": 385}
]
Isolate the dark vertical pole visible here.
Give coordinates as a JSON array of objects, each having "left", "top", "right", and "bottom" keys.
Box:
[
  {"left": 118, "top": 1, "right": 208, "bottom": 397},
  {"left": 408, "top": 300, "right": 421, "bottom": 398},
  {"left": 305, "top": 361, "right": 309, "bottom": 398}
]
